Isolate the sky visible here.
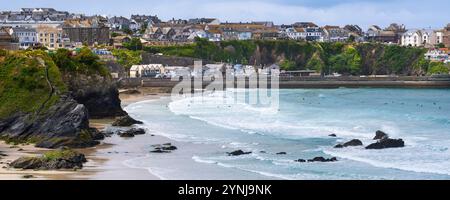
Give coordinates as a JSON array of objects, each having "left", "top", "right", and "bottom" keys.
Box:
[{"left": 1, "top": 0, "right": 449, "bottom": 29}]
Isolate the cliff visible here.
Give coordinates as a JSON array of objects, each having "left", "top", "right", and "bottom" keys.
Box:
[{"left": 0, "top": 49, "right": 125, "bottom": 148}]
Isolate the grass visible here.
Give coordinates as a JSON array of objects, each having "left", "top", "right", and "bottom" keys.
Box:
[{"left": 42, "top": 149, "right": 79, "bottom": 161}]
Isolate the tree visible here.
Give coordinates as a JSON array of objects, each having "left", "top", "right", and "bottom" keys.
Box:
[
  {"left": 436, "top": 43, "right": 446, "bottom": 48},
  {"left": 122, "top": 28, "right": 133, "bottom": 35},
  {"left": 112, "top": 49, "right": 142, "bottom": 70},
  {"left": 427, "top": 62, "right": 449, "bottom": 75},
  {"left": 347, "top": 35, "right": 356, "bottom": 43},
  {"left": 329, "top": 45, "right": 362, "bottom": 75},
  {"left": 124, "top": 38, "right": 143, "bottom": 51},
  {"left": 306, "top": 52, "right": 325, "bottom": 73},
  {"left": 280, "top": 60, "right": 296, "bottom": 71}
]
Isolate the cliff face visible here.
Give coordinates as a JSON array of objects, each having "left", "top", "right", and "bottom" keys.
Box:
[
  {"left": 0, "top": 96, "right": 100, "bottom": 148},
  {"left": 0, "top": 49, "right": 125, "bottom": 149},
  {"left": 63, "top": 73, "right": 126, "bottom": 119}
]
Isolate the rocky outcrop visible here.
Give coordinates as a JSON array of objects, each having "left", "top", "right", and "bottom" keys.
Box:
[
  {"left": 295, "top": 157, "right": 338, "bottom": 163},
  {"left": 64, "top": 73, "right": 127, "bottom": 119},
  {"left": 118, "top": 128, "right": 146, "bottom": 138},
  {"left": 373, "top": 130, "right": 389, "bottom": 140},
  {"left": 0, "top": 97, "right": 101, "bottom": 149},
  {"left": 150, "top": 143, "right": 178, "bottom": 153},
  {"left": 112, "top": 115, "right": 143, "bottom": 127},
  {"left": 334, "top": 139, "right": 363, "bottom": 148},
  {"left": 329, "top": 134, "right": 337, "bottom": 137},
  {"left": 366, "top": 138, "right": 405, "bottom": 149},
  {"left": 227, "top": 150, "right": 252, "bottom": 156},
  {"left": 366, "top": 131, "right": 405, "bottom": 149},
  {"left": 10, "top": 149, "right": 87, "bottom": 170}
]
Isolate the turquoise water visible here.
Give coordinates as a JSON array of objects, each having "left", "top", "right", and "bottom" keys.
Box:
[{"left": 125, "top": 88, "right": 450, "bottom": 180}]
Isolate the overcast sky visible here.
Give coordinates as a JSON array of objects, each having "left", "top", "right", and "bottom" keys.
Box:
[{"left": 2, "top": 0, "right": 449, "bottom": 29}]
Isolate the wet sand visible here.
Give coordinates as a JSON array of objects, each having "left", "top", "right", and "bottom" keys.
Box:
[{"left": 0, "top": 88, "right": 169, "bottom": 180}]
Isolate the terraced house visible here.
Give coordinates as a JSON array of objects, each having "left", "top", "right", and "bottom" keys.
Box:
[
  {"left": 63, "top": 18, "right": 110, "bottom": 46},
  {"left": 36, "top": 25, "right": 65, "bottom": 50},
  {"left": 12, "top": 27, "right": 38, "bottom": 49},
  {"left": 0, "top": 27, "right": 19, "bottom": 50}
]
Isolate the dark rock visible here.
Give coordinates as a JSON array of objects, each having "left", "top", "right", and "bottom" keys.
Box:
[
  {"left": 0, "top": 98, "right": 100, "bottom": 149},
  {"left": 335, "top": 139, "right": 363, "bottom": 148},
  {"left": 89, "top": 128, "right": 105, "bottom": 140},
  {"left": 163, "top": 143, "right": 172, "bottom": 146},
  {"left": 295, "top": 159, "right": 306, "bottom": 163},
  {"left": 227, "top": 150, "right": 252, "bottom": 156},
  {"left": 118, "top": 131, "right": 135, "bottom": 138},
  {"left": 112, "top": 115, "right": 143, "bottom": 127},
  {"left": 276, "top": 152, "right": 287, "bottom": 155},
  {"left": 67, "top": 73, "right": 127, "bottom": 119},
  {"left": 374, "top": 130, "right": 389, "bottom": 140},
  {"left": 366, "top": 138, "right": 405, "bottom": 149},
  {"left": 22, "top": 175, "right": 34, "bottom": 179},
  {"left": 127, "top": 128, "right": 146, "bottom": 135},
  {"left": 119, "top": 89, "right": 141, "bottom": 95},
  {"left": 10, "top": 149, "right": 87, "bottom": 170},
  {"left": 259, "top": 151, "right": 267, "bottom": 153},
  {"left": 329, "top": 134, "right": 337, "bottom": 137},
  {"left": 161, "top": 146, "right": 177, "bottom": 151},
  {"left": 0, "top": 153, "right": 7, "bottom": 157},
  {"left": 150, "top": 149, "right": 171, "bottom": 153},
  {"left": 308, "top": 157, "right": 338, "bottom": 162},
  {"left": 10, "top": 157, "right": 44, "bottom": 169}
]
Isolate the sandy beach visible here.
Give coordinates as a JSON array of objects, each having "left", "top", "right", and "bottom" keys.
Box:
[{"left": 0, "top": 87, "right": 171, "bottom": 180}]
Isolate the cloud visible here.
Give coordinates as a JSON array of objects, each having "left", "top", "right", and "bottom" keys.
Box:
[
  {"left": 3, "top": 0, "right": 450, "bottom": 29},
  {"left": 138, "top": 0, "right": 450, "bottom": 29}
]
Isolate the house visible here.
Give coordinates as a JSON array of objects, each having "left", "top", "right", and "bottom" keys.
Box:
[
  {"left": 444, "top": 24, "right": 450, "bottom": 48},
  {"left": 366, "top": 25, "right": 398, "bottom": 43},
  {"left": 321, "top": 26, "right": 349, "bottom": 42},
  {"left": 63, "top": 17, "right": 110, "bottom": 46},
  {"left": 108, "top": 16, "right": 131, "bottom": 30},
  {"left": 0, "top": 27, "right": 19, "bottom": 50},
  {"left": 112, "top": 35, "right": 131, "bottom": 49},
  {"left": 293, "top": 22, "right": 318, "bottom": 28},
  {"left": 12, "top": 27, "right": 38, "bottom": 49},
  {"left": 401, "top": 29, "right": 441, "bottom": 47},
  {"left": 283, "top": 27, "right": 306, "bottom": 40},
  {"left": 252, "top": 28, "right": 279, "bottom": 40},
  {"left": 305, "top": 27, "right": 322, "bottom": 41},
  {"left": 129, "top": 64, "right": 164, "bottom": 78},
  {"left": 366, "top": 24, "right": 405, "bottom": 44},
  {"left": 36, "top": 25, "right": 65, "bottom": 50},
  {"left": 222, "top": 28, "right": 252, "bottom": 40},
  {"left": 188, "top": 18, "right": 220, "bottom": 25}
]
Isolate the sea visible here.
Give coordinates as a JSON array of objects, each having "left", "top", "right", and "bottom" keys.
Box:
[{"left": 118, "top": 88, "right": 450, "bottom": 180}]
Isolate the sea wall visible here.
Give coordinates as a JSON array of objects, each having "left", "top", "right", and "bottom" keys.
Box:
[{"left": 119, "top": 76, "right": 450, "bottom": 89}]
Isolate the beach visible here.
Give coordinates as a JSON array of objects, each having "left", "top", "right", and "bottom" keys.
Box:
[
  {"left": 2, "top": 87, "right": 450, "bottom": 180},
  {"left": 0, "top": 88, "right": 169, "bottom": 180}
]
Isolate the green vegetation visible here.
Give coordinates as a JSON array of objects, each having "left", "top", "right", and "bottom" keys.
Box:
[
  {"left": 0, "top": 50, "right": 66, "bottom": 119},
  {"left": 112, "top": 49, "right": 142, "bottom": 70},
  {"left": 124, "top": 38, "right": 143, "bottom": 50},
  {"left": 0, "top": 48, "right": 110, "bottom": 119},
  {"left": 427, "top": 62, "right": 450, "bottom": 75},
  {"left": 42, "top": 148, "right": 80, "bottom": 162},
  {"left": 50, "top": 47, "right": 110, "bottom": 77},
  {"left": 141, "top": 39, "right": 439, "bottom": 76}
]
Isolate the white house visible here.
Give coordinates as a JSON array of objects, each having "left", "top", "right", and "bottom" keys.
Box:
[
  {"left": 11, "top": 27, "right": 38, "bottom": 49},
  {"left": 129, "top": 64, "right": 164, "bottom": 78},
  {"left": 401, "top": 29, "right": 443, "bottom": 47},
  {"left": 284, "top": 27, "right": 307, "bottom": 40}
]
